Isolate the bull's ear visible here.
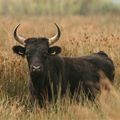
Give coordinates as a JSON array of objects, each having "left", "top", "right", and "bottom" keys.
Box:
[
  {"left": 12, "top": 45, "right": 25, "bottom": 57},
  {"left": 48, "top": 46, "right": 61, "bottom": 55}
]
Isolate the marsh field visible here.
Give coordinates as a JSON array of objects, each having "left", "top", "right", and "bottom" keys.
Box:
[{"left": 0, "top": 15, "right": 120, "bottom": 120}]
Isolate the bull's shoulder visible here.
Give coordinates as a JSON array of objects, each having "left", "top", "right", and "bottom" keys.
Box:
[
  {"left": 50, "top": 55, "right": 64, "bottom": 63},
  {"left": 49, "top": 55, "right": 65, "bottom": 69}
]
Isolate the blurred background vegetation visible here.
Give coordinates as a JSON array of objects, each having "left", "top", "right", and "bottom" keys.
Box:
[{"left": 0, "top": 0, "right": 120, "bottom": 16}]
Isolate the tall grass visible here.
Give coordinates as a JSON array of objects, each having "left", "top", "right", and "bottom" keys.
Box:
[{"left": 0, "top": 15, "right": 120, "bottom": 119}]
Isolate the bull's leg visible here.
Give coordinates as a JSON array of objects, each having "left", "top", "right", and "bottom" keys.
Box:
[
  {"left": 83, "top": 82, "right": 100, "bottom": 102},
  {"left": 29, "top": 83, "right": 43, "bottom": 107}
]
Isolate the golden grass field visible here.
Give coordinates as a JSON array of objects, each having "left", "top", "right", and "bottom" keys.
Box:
[{"left": 0, "top": 15, "right": 120, "bottom": 120}]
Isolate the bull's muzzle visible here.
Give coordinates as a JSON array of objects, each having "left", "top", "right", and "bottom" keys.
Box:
[{"left": 31, "top": 65, "right": 42, "bottom": 72}]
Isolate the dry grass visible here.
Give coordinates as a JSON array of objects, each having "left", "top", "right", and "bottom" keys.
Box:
[{"left": 0, "top": 15, "right": 120, "bottom": 120}]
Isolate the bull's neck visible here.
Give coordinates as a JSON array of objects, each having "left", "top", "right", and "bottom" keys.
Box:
[{"left": 30, "top": 71, "right": 48, "bottom": 92}]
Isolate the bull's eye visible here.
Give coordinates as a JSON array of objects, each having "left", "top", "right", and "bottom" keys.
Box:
[{"left": 50, "top": 51, "right": 56, "bottom": 55}]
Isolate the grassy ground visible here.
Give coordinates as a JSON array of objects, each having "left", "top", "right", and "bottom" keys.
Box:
[{"left": 0, "top": 15, "right": 120, "bottom": 120}]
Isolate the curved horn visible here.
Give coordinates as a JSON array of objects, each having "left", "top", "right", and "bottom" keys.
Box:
[
  {"left": 13, "top": 24, "right": 25, "bottom": 45},
  {"left": 49, "top": 23, "right": 61, "bottom": 45}
]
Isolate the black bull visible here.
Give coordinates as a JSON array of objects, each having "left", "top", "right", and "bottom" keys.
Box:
[{"left": 12, "top": 23, "right": 115, "bottom": 106}]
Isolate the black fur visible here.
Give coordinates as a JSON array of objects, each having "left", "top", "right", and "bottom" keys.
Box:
[
  {"left": 13, "top": 45, "right": 25, "bottom": 57},
  {"left": 12, "top": 37, "right": 115, "bottom": 107}
]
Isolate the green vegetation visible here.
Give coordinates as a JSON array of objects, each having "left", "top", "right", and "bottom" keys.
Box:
[{"left": 0, "top": 0, "right": 119, "bottom": 16}]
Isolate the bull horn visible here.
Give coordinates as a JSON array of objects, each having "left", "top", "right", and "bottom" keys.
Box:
[
  {"left": 49, "top": 23, "right": 61, "bottom": 45},
  {"left": 13, "top": 24, "right": 25, "bottom": 45}
]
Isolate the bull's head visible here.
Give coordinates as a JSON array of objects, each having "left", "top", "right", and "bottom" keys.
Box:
[{"left": 12, "top": 23, "right": 61, "bottom": 73}]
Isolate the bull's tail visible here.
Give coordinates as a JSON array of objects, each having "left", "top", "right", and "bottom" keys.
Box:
[
  {"left": 96, "top": 51, "right": 108, "bottom": 57},
  {"left": 92, "top": 51, "right": 115, "bottom": 82},
  {"left": 97, "top": 51, "right": 115, "bottom": 82}
]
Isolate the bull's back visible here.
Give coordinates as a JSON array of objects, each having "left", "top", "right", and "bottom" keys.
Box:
[
  {"left": 84, "top": 51, "right": 115, "bottom": 82},
  {"left": 63, "top": 51, "right": 115, "bottom": 83}
]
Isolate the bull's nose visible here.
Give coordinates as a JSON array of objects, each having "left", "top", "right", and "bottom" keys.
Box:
[{"left": 32, "top": 65, "right": 41, "bottom": 72}]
